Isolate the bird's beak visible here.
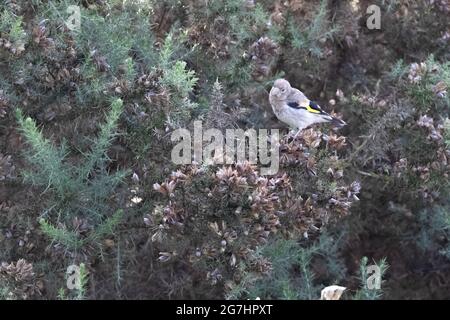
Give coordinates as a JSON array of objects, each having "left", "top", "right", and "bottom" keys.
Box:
[{"left": 270, "top": 87, "right": 279, "bottom": 96}]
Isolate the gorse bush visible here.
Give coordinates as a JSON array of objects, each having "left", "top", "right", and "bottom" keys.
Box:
[
  {"left": 242, "top": 237, "right": 341, "bottom": 300},
  {"left": 1, "top": 0, "right": 449, "bottom": 300},
  {"left": 158, "top": 33, "right": 199, "bottom": 126},
  {"left": 396, "top": 55, "right": 450, "bottom": 112},
  {"left": 353, "top": 257, "right": 388, "bottom": 300},
  {"left": 287, "top": 0, "right": 339, "bottom": 59},
  {"left": 16, "top": 99, "right": 126, "bottom": 250},
  {"left": 57, "top": 263, "right": 89, "bottom": 300},
  {"left": 0, "top": 9, "right": 26, "bottom": 43},
  {"left": 0, "top": 259, "right": 39, "bottom": 300},
  {"left": 42, "top": 1, "right": 156, "bottom": 105},
  {"left": 240, "top": 237, "right": 388, "bottom": 300},
  {"left": 147, "top": 128, "right": 360, "bottom": 298},
  {"left": 184, "top": 0, "right": 282, "bottom": 89},
  {"left": 0, "top": 8, "right": 27, "bottom": 55},
  {"left": 338, "top": 52, "right": 450, "bottom": 298}
]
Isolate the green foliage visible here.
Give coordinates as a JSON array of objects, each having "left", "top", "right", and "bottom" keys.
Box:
[
  {"left": 75, "top": 57, "right": 110, "bottom": 105},
  {"left": 160, "top": 61, "right": 198, "bottom": 101},
  {"left": 121, "top": 31, "right": 199, "bottom": 157},
  {"left": 57, "top": 287, "right": 66, "bottom": 300},
  {"left": 42, "top": 1, "right": 160, "bottom": 105},
  {"left": 58, "top": 263, "right": 89, "bottom": 300},
  {"left": 228, "top": 3, "right": 272, "bottom": 43},
  {"left": 415, "top": 205, "right": 450, "bottom": 258},
  {"left": 16, "top": 110, "right": 72, "bottom": 199},
  {"left": 158, "top": 32, "right": 177, "bottom": 70},
  {"left": 445, "top": 118, "right": 450, "bottom": 149},
  {"left": 388, "top": 59, "right": 408, "bottom": 81},
  {"left": 123, "top": 57, "right": 136, "bottom": 84},
  {"left": 186, "top": 0, "right": 281, "bottom": 89},
  {"left": 79, "top": 99, "right": 124, "bottom": 179},
  {"left": 201, "top": 0, "right": 273, "bottom": 41},
  {"left": 402, "top": 55, "right": 450, "bottom": 111},
  {"left": 0, "top": 285, "right": 11, "bottom": 300},
  {"left": 74, "top": 263, "right": 89, "bottom": 300},
  {"left": 242, "top": 234, "right": 346, "bottom": 300},
  {"left": 16, "top": 99, "right": 127, "bottom": 250},
  {"left": 90, "top": 209, "right": 124, "bottom": 242},
  {"left": 77, "top": 15, "right": 132, "bottom": 74},
  {"left": 39, "top": 210, "right": 123, "bottom": 250},
  {"left": 287, "top": 0, "right": 339, "bottom": 59},
  {"left": 238, "top": 235, "right": 388, "bottom": 300},
  {"left": 353, "top": 257, "right": 388, "bottom": 300},
  {"left": 159, "top": 58, "right": 199, "bottom": 126},
  {"left": 39, "top": 218, "right": 85, "bottom": 249},
  {"left": 0, "top": 9, "right": 26, "bottom": 43},
  {"left": 238, "top": 239, "right": 309, "bottom": 300}
]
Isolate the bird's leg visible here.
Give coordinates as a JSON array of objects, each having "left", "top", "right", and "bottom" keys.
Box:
[
  {"left": 286, "top": 129, "right": 301, "bottom": 147},
  {"left": 286, "top": 129, "right": 295, "bottom": 143},
  {"left": 286, "top": 129, "right": 293, "bottom": 139},
  {"left": 292, "top": 129, "right": 302, "bottom": 141}
]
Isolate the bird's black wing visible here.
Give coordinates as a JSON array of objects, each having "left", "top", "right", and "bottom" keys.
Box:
[
  {"left": 287, "top": 99, "right": 325, "bottom": 114},
  {"left": 308, "top": 101, "right": 324, "bottom": 113},
  {"left": 287, "top": 101, "right": 301, "bottom": 109}
]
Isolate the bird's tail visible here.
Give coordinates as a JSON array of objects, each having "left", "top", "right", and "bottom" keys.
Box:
[
  {"left": 330, "top": 116, "right": 346, "bottom": 128},
  {"left": 320, "top": 113, "right": 346, "bottom": 128}
]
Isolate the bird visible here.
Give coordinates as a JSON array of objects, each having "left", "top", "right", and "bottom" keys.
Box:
[{"left": 269, "top": 79, "right": 346, "bottom": 139}]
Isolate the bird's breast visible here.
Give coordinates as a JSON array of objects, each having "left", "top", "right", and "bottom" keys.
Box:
[{"left": 273, "top": 107, "right": 304, "bottom": 129}]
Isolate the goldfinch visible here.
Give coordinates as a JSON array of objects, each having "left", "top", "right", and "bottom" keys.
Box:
[{"left": 269, "top": 79, "right": 346, "bottom": 137}]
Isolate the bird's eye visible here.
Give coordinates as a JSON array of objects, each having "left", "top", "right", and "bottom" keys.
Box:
[{"left": 281, "top": 88, "right": 285, "bottom": 92}]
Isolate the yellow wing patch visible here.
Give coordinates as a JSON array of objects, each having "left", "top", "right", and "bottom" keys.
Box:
[
  {"left": 296, "top": 99, "right": 323, "bottom": 113},
  {"left": 306, "top": 104, "right": 321, "bottom": 114}
]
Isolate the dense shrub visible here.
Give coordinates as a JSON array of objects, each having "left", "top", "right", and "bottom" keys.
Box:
[{"left": 0, "top": 0, "right": 449, "bottom": 300}]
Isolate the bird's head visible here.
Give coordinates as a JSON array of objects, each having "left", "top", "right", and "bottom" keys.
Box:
[{"left": 270, "top": 79, "right": 291, "bottom": 100}]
